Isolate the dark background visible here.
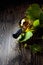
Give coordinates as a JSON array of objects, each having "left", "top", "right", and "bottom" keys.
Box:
[{"left": 0, "top": 0, "right": 43, "bottom": 9}]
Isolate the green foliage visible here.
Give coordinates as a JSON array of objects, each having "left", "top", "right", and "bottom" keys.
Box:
[
  {"left": 25, "top": 4, "right": 42, "bottom": 20},
  {"left": 30, "top": 44, "right": 42, "bottom": 53},
  {"left": 19, "top": 31, "right": 33, "bottom": 42},
  {"left": 18, "top": 4, "right": 43, "bottom": 53},
  {"left": 33, "top": 19, "right": 40, "bottom": 27}
]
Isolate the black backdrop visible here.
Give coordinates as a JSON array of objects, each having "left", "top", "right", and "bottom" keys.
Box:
[
  {"left": 0, "top": 0, "right": 43, "bottom": 7},
  {"left": 0, "top": 0, "right": 43, "bottom": 12}
]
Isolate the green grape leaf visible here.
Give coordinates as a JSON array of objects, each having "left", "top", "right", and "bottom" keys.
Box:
[
  {"left": 19, "top": 31, "right": 33, "bottom": 42},
  {"left": 25, "top": 4, "right": 42, "bottom": 20},
  {"left": 33, "top": 19, "right": 40, "bottom": 27}
]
